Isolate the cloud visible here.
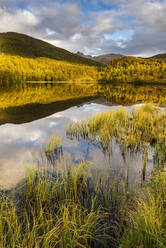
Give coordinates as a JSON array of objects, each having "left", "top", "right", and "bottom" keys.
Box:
[
  {"left": 88, "top": 9, "right": 122, "bottom": 35},
  {"left": 118, "top": 0, "right": 166, "bottom": 56},
  {"left": 0, "top": 7, "right": 41, "bottom": 35},
  {"left": 0, "top": 0, "right": 165, "bottom": 56},
  {"left": 40, "top": 2, "right": 82, "bottom": 37}
]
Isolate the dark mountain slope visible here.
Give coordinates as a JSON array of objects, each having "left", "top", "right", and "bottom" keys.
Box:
[
  {"left": 148, "top": 53, "right": 166, "bottom": 59},
  {"left": 0, "top": 32, "right": 100, "bottom": 66}
]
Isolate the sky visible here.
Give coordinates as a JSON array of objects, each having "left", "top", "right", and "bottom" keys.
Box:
[{"left": 0, "top": 0, "right": 166, "bottom": 57}]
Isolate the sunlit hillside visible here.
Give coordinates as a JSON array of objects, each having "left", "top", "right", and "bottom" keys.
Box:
[
  {"left": 100, "top": 56, "right": 166, "bottom": 83},
  {"left": 0, "top": 54, "right": 99, "bottom": 83}
]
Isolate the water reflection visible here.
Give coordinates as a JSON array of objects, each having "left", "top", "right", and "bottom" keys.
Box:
[
  {"left": 101, "top": 83, "right": 166, "bottom": 106},
  {"left": 0, "top": 101, "right": 155, "bottom": 189},
  {"left": 0, "top": 102, "right": 112, "bottom": 189},
  {"left": 0, "top": 82, "right": 165, "bottom": 189}
]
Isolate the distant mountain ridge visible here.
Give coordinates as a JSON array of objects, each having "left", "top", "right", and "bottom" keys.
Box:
[
  {"left": 94, "top": 53, "right": 124, "bottom": 64},
  {"left": 0, "top": 32, "right": 100, "bottom": 66},
  {"left": 148, "top": 53, "right": 166, "bottom": 59},
  {"left": 76, "top": 51, "right": 124, "bottom": 64},
  {"left": 76, "top": 51, "right": 94, "bottom": 60}
]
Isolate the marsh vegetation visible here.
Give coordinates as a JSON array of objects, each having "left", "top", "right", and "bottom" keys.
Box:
[
  {"left": 0, "top": 161, "right": 132, "bottom": 248},
  {"left": 67, "top": 104, "right": 166, "bottom": 155},
  {"left": 0, "top": 140, "right": 165, "bottom": 247},
  {"left": 0, "top": 103, "right": 165, "bottom": 247}
]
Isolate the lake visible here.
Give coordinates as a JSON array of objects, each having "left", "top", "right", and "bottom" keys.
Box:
[{"left": 0, "top": 82, "right": 166, "bottom": 189}]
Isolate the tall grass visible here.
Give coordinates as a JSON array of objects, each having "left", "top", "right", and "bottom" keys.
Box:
[
  {"left": 0, "top": 160, "right": 135, "bottom": 248},
  {"left": 45, "top": 134, "right": 63, "bottom": 164},
  {"left": 65, "top": 104, "right": 166, "bottom": 247},
  {"left": 153, "top": 143, "right": 166, "bottom": 170},
  {"left": 67, "top": 104, "right": 166, "bottom": 155},
  {"left": 0, "top": 162, "right": 165, "bottom": 247},
  {"left": 119, "top": 170, "right": 166, "bottom": 248}
]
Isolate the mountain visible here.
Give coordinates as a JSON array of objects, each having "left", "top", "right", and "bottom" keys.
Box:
[
  {"left": 94, "top": 53, "right": 124, "bottom": 64},
  {"left": 0, "top": 32, "right": 100, "bottom": 66},
  {"left": 76, "top": 51, "right": 124, "bottom": 64},
  {"left": 148, "top": 53, "right": 166, "bottom": 59},
  {"left": 76, "top": 51, "right": 94, "bottom": 60}
]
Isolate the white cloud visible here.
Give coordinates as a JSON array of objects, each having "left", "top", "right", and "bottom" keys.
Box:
[
  {"left": 40, "top": 2, "right": 82, "bottom": 36},
  {"left": 89, "top": 10, "right": 121, "bottom": 34},
  {"left": 0, "top": 0, "right": 165, "bottom": 56},
  {"left": 118, "top": 0, "right": 166, "bottom": 56},
  {"left": 0, "top": 8, "right": 39, "bottom": 34}
]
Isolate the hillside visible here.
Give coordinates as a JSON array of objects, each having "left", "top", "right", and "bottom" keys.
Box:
[
  {"left": 149, "top": 53, "right": 166, "bottom": 59},
  {"left": 99, "top": 56, "right": 166, "bottom": 83},
  {"left": 0, "top": 54, "right": 99, "bottom": 83},
  {"left": 94, "top": 53, "right": 124, "bottom": 64},
  {"left": 0, "top": 32, "right": 100, "bottom": 66}
]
